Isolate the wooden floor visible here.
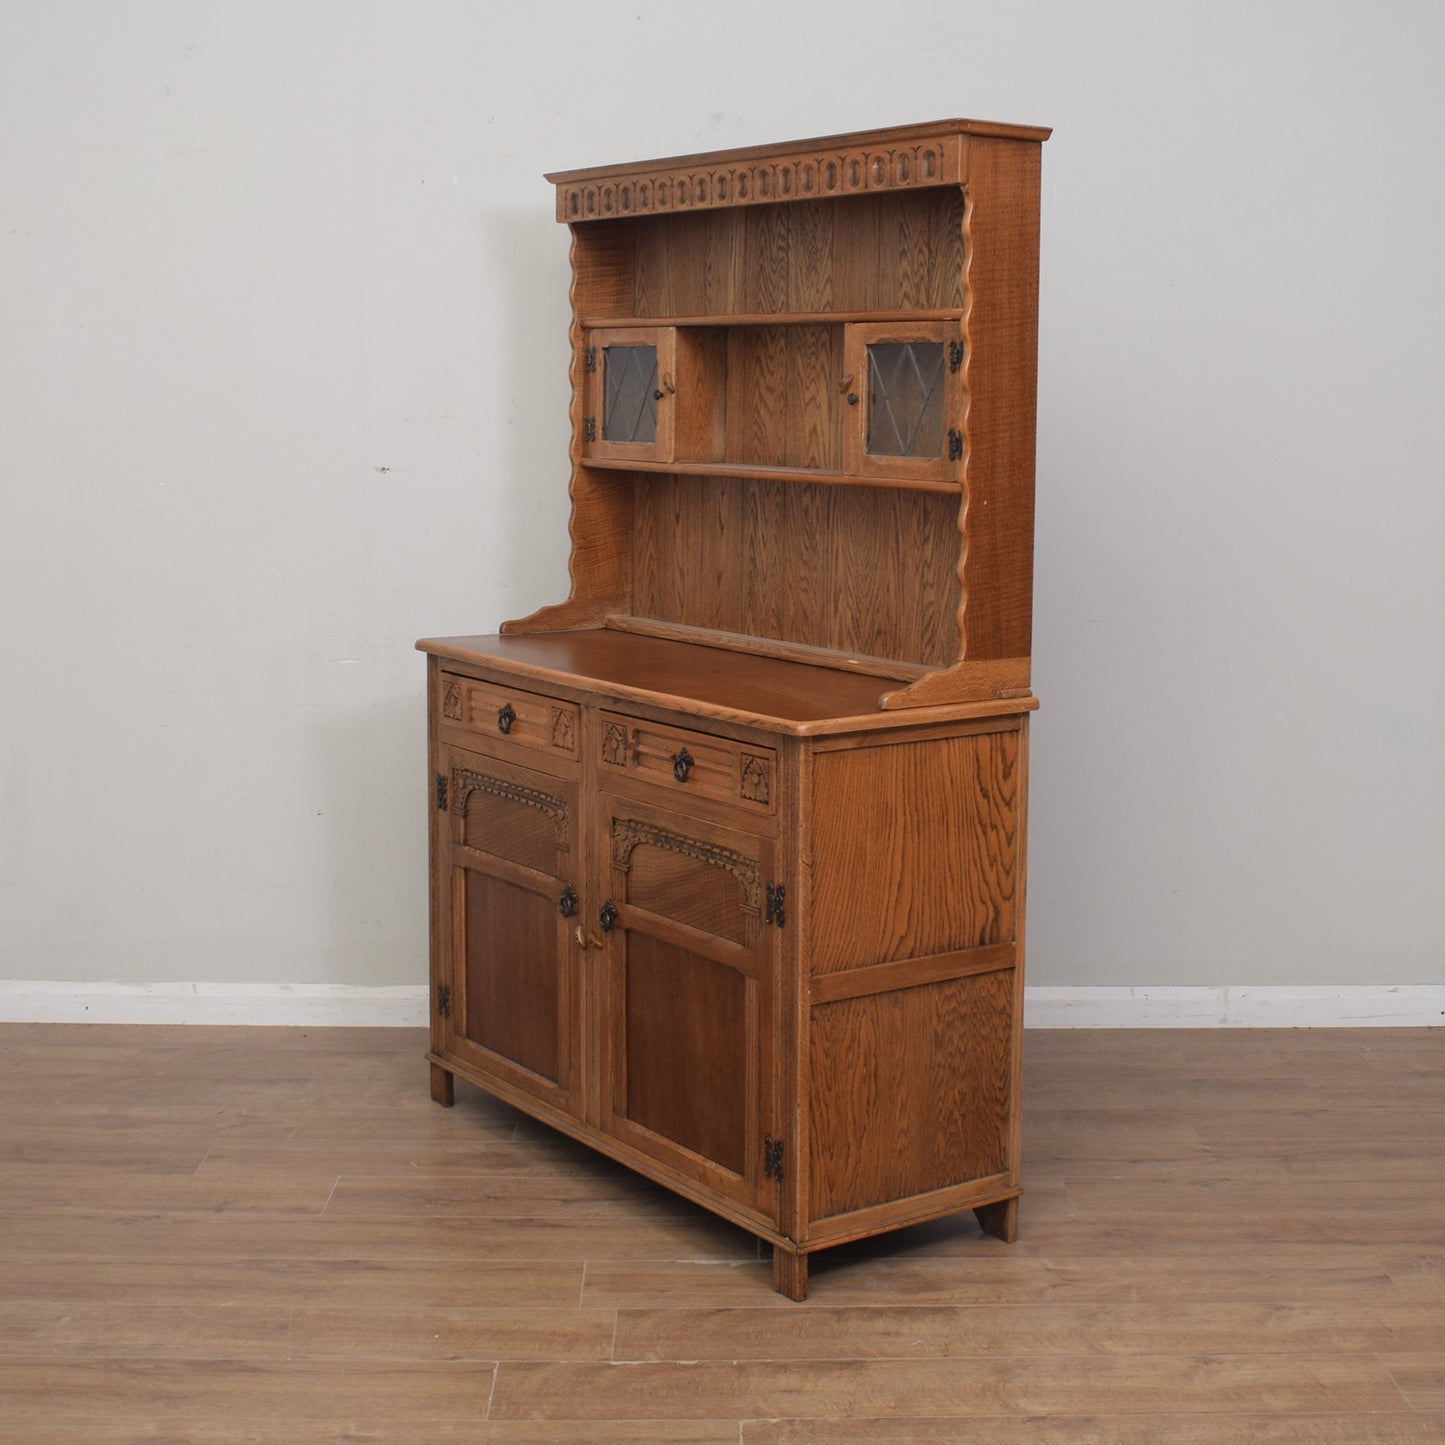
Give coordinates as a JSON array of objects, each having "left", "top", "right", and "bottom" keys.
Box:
[{"left": 1, "top": 1026, "right": 1442, "bottom": 1442}]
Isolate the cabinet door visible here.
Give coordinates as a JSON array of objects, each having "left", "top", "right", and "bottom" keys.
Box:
[
  {"left": 595, "top": 793, "right": 780, "bottom": 1223},
  {"left": 438, "top": 743, "right": 581, "bottom": 1117},
  {"left": 583, "top": 326, "right": 677, "bottom": 463}
]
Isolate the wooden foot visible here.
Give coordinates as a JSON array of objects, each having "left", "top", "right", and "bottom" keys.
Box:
[
  {"left": 974, "top": 1197, "right": 1019, "bottom": 1242},
  {"left": 430, "top": 1061, "right": 455, "bottom": 1107},
  {"left": 772, "top": 1246, "right": 808, "bottom": 1301}
]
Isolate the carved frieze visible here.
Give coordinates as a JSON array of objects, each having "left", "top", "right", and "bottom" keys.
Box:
[
  {"left": 610, "top": 818, "right": 761, "bottom": 915},
  {"left": 556, "top": 141, "right": 958, "bottom": 223},
  {"left": 451, "top": 767, "right": 568, "bottom": 845}
]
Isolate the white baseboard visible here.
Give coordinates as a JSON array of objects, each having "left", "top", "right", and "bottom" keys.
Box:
[
  {"left": 1024, "top": 985, "right": 1445, "bottom": 1028},
  {"left": 0, "top": 981, "right": 1441, "bottom": 1028},
  {"left": 0, "top": 981, "right": 429, "bottom": 1027}
]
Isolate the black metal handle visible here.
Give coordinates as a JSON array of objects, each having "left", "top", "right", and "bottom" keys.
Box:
[
  {"left": 559, "top": 884, "right": 577, "bottom": 918},
  {"left": 846, "top": 392, "right": 859, "bottom": 406},
  {"left": 671, "top": 748, "right": 694, "bottom": 783},
  {"left": 497, "top": 703, "right": 516, "bottom": 734},
  {"left": 653, "top": 389, "right": 664, "bottom": 400},
  {"left": 599, "top": 900, "right": 618, "bottom": 933}
]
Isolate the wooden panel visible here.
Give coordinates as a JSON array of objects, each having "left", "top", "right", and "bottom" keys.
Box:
[
  {"left": 786, "top": 201, "right": 834, "bottom": 312},
  {"left": 610, "top": 812, "right": 764, "bottom": 949},
  {"left": 630, "top": 477, "right": 960, "bottom": 668},
  {"left": 808, "top": 728, "right": 1021, "bottom": 973},
  {"left": 724, "top": 327, "right": 788, "bottom": 465},
  {"left": 620, "top": 933, "right": 749, "bottom": 1176},
  {"left": 956, "top": 137, "right": 1041, "bottom": 660},
  {"left": 454, "top": 770, "right": 567, "bottom": 878},
  {"left": 743, "top": 205, "right": 789, "bottom": 314},
  {"left": 808, "top": 969, "right": 1013, "bottom": 1219},
  {"left": 461, "top": 871, "right": 562, "bottom": 1083},
  {"left": 784, "top": 325, "right": 844, "bottom": 470}
]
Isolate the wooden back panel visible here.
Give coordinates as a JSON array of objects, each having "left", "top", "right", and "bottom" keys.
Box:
[{"left": 631, "top": 473, "right": 961, "bottom": 668}]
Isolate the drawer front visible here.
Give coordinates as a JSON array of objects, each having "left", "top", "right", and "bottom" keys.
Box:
[
  {"left": 598, "top": 711, "right": 776, "bottom": 815},
  {"left": 440, "top": 673, "right": 580, "bottom": 768}
]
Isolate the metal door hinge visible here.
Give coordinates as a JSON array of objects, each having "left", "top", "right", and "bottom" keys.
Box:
[
  {"left": 948, "top": 428, "right": 964, "bottom": 461},
  {"left": 583, "top": 416, "right": 597, "bottom": 442},
  {"left": 948, "top": 339, "right": 965, "bottom": 372},
  {"left": 435, "top": 773, "right": 448, "bottom": 810},
  {"left": 436, "top": 983, "right": 451, "bottom": 1019},
  {"left": 765, "top": 882, "right": 786, "bottom": 928},
  {"left": 763, "top": 1135, "right": 784, "bottom": 1181},
  {"left": 583, "top": 347, "right": 597, "bottom": 372}
]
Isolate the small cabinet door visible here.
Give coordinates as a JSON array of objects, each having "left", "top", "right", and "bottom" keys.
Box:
[
  {"left": 437, "top": 742, "right": 582, "bottom": 1118},
  {"left": 843, "top": 321, "right": 963, "bottom": 482},
  {"left": 595, "top": 792, "right": 781, "bottom": 1224},
  {"left": 583, "top": 326, "right": 677, "bottom": 463}
]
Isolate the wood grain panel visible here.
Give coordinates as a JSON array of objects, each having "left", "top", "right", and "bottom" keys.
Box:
[
  {"left": 462, "top": 871, "right": 561, "bottom": 1083},
  {"left": 808, "top": 728, "right": 1021, "bottom": 973},
  {"left": 808, "top": 970, "right": 1013, "bottom": 1219},
  {"left": 956, "top": 138, "right": 1041, "bottom": 660},
  {"left": 743, "top": 206, "right": 789, "bottom": 314},
  {"left": 784, "top": 326, "right": 844, "bottom": 471},
  {"left": 787, "top": 202, "right": 834, "bottom": 312},
  {"left": 631, "top": 478, "right": 961, "bottom": 667},
  {"left": 621, "top": 934, "right": 749, "bottom": 1176}
]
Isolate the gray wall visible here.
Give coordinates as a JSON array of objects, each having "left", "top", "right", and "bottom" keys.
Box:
[{"left": 2, "top": 1, "right": 1442, "bottom": 990}]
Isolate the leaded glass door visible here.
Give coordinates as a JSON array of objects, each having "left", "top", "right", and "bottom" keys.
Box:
[
  {"left": 844, "top": 322, "right": 963, "bottom": 482},
  {"left": 583, "top": 326, "right": 676, "bottom": 463}
]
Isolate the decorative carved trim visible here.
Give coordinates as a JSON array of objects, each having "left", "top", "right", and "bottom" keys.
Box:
[
  {"left": 451, "top": 767, "right": 568, "bottom": 845},
  {"left": 600, "top": 721, "right": 633, "bottom": 768},
  {"left": 956, "top": 183, "right": 975, "bottom": 659},
  {"left": 610, "top": 818, "right": 761, "bottom": 914},
  {"left": 441, "top": 681, "right": 464, "bottom": 720},
  {"left": 550, "top": 707, "right": 577, "bottom": 753},
  {"left": 739, "top": 754, "right": 772, "bottom": 806},
  {"left": 557, "top": 142, "right": 958, "bottom": 222}
]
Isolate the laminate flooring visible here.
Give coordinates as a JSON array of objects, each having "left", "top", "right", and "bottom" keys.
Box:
[{"left": 1, "top": 1024, "right": 1441, "bottom": 1441}]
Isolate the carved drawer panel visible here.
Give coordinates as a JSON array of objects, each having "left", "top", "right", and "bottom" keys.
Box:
[
  {"left": 440, "top": 673, "right": 580, "bottom": 769},
  {"left": 598, "top": 710, "right": 775, "bottom": 815}
]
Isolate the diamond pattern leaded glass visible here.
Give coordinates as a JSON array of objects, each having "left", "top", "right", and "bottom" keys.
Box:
[
  {"left": 603, "top": 345, "right": 658, "bottom": 444},
  {"left": 866, "top": 341, "right": 945, "bottom": 458}
]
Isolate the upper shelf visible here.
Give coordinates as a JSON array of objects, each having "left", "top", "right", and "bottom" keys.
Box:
[{"left": 580, "top": 309, "right": 966, "bottom": 330}]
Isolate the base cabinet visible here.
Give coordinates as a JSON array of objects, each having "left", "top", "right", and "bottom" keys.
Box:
[{"left": 425, "top": 654, "right": 1028, "bottom": 1295}]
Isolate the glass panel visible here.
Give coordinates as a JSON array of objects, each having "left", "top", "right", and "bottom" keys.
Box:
[
  {"left": 603, "top": 344, "right": 658, "bottom": 444},
  {"left": 866, "top": 341, "right": 945, "bottom": 458}
]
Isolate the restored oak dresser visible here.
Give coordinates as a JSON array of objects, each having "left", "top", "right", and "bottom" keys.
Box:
[{"left": 418, "top": 118, "right": 1049, "bottom": 1298}]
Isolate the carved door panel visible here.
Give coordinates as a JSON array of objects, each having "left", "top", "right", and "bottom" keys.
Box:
[
  {"left": 439, "top": 742, "right": 582, "bottom": 1118},
  {"left": 595, "top": 792, "right": 780, "bottom": 1224}
]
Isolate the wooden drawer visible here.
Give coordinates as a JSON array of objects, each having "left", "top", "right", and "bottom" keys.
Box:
[
  {"left": 597, "top": 711, "right": 776, "bottom": 815},
  {"left": 439, "top": 673, "right": 580, "bottom": 769}
]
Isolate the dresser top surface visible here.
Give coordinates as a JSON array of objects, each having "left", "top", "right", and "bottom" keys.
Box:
[{"left": 417, "top": 630, "right": 1033, "bottom": 734}]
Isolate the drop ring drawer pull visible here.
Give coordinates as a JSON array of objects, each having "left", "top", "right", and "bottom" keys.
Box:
[
  {"left": 671, "top": 747, "right": 694, "bottom": 783},
  {"left": 497, "top": 703, "right": 516, "bottom": 734}
]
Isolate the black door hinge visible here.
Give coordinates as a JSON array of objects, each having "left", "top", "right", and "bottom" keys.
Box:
[
  {"left": 435, "top": 773, "right": 448, "bottom": 810},
  {"left": 948, "top": 339, "right": 965, "bottom": 373},
  {"left": 763, "top": 1135, "right": 784, "bottom": 1182},
  {"left": 948, "top": 428, "right": 964, "bottom": 461},
  {"left": 436, "top": 983, "right": 451, "bottom": 1019},
  {"left": 765, "top": 882, "right": 786, "bottom": 928},
  {"left": 583, "top": 347, "right": 597, "bottom": 372},
  {"left": 583, "top": 416, "right": 596, "bottom": 442}
]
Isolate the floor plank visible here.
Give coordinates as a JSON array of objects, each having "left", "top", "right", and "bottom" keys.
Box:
[{"left": 1, "top": 1022, "right": 1440, "bottom": 1440}]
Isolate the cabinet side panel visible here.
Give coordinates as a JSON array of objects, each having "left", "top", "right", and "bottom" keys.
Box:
[
  {"left": 808, "top": 968, "right": 1012, "bottom": 1219},
  {"left": 808, "top": 729, "right": 1021, "bottom": 974},
  {"left": 958, "top": 137, "right": 1041, "bottom": 660}
]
